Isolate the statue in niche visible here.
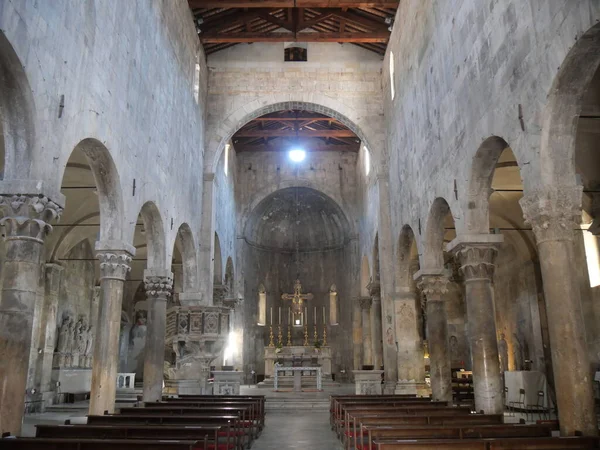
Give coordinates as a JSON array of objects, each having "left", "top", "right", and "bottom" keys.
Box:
[
  {"left": 57, "top": 315, "right": 73, "bottom": 353},
  {"left": 498, "top": 333, "right": 509, "bottom": 373},
  {"left": 85, "top": 325, "right": 94, "bottom": 368},
  {"left": 76, "top": 317, "right": 88, "bottom": 355},
  {"left": 512, "top": 332, "right": 524, "bottom": 371}
]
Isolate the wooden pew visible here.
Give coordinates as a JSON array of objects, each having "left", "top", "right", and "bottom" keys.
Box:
[
  {"left": 371, "top": 436, "right": 600, "bottom": 450},
  {"left": 335, "top": 401, "right": 449, "bottom": 434},
  {"left": 167, "top": 395, "right": 265, "bottom": 423},
  {"left": 347, "top": 414, "right": 504, "bottom": 450},
  {"left": 34, "top": 424, "right": 232, "bottom": 450},
  {"left": 0, "top": 437, "right": 206, "bottom": 450},
  {"left": 146, "top": 401, "right": 263, "bottom": 432},
  {"left": 119, "top": 406, "right": 257, "bottom": 440},
  {"left": 86, "top": 414, "right": 247, "bottom": 448},
  {"left": 331, "top": 396, "right": 433, "bottom": 427},
  {"left": 358, "top": 424, "right": 557, "bottom": 450}
]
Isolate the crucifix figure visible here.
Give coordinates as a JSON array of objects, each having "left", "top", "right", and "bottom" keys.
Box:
[{"left": 282, "top": 279, "right": 313, "bottom": 321}]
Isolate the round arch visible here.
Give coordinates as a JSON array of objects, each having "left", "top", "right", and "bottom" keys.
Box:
[
  {"left": 539, "top": 23, "right": 600, "bottom": 188},
  {"left": 396, "top": 225, "right": 420, "bottom": 289},
  {"left": 207, "top": 100, "right": 380, "bottom": 174},
  {"left": 0, "top": 30, "right": 36, "bottom": 180},
  {"left": 173, "top": 223, "right": 199, "bottom": 292},
  {"left": 422, "top": 197, "right": 455, "bottom": 269},
  {"left": 136, "top": 201, "right": 167, "bottom": 270}
]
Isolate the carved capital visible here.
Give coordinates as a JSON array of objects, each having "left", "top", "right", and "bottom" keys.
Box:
[
  {"left": 145, "top": 275, "right": 173, "bottom": 300},
  {"left": 0, "top": 194, "right": 62, "bottom": 243},
  {"left": 97, "top": 251, "right": 132, "bottom": 281},
  {"left": 358, "top": 296, "right": 372, "bottom": 310},
  {"left": 366, "top": 280, "right": 381, "bottom": 299},
  {"left": 520, "top": 186, "right": 582, "bottom": 244},
  {"left": 416, "top": 274, "right": 449, "bottom": 299},
  {"left": 454, "top": 244, "right": 498, "bottom": 281}
]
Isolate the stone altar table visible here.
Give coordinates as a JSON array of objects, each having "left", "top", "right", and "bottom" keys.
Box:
[
  {"left": 353, "top": 370, "right": 384, "bottom": 395},
  {"left": 274, "top": 366, "right": 322, "bottom": 392},
  {"left": 264, "top": 346, "right": 331, "bottom": 378},
  {"left": 213, "top": 370, "right": 244, "bottom": 395}
]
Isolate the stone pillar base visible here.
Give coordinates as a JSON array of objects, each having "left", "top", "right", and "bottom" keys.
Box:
[
  {"left": 383, "top": 380, "right": 396, "bottom": 394},
  {"left": 353, "top": 370, "right": 384, "bottom": 395}
]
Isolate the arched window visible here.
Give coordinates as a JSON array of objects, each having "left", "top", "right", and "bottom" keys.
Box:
[
  {"left": 389, "top": 51, "right": 395, "bottom": 101},
  {"left": 257, "top": 283, "right": 266, "bottom": 326},
  {"left": 193, "top": 53, "right": 201, "bottom": 104},
  {"left": 364, "top": 145, "right": 371, "bottom": 176},
  {"left": 224, "top": 143, "right": 230, "bottom": 176}
]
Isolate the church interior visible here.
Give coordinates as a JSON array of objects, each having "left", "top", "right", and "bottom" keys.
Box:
[{"left": 1, "top": 1, "right": 600, "bottom": 448}]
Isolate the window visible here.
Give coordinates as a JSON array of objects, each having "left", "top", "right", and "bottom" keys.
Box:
[
  {"left": 224, "top": 144, "right": 230, "bottom": 176},
  {"left": 389, "top": 51, "right": 395, "bottom": 101},
  {"left": 583, "top": 227, "right": 600, "bottom": 287},
  {"left": 364, "top": 146, "right": 371, "bottom": 176},
  {"left": 193, "top": 54, "right": 201, "bottom": 104}
]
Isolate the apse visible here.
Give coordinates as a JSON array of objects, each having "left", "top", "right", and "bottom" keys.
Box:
[{"left": 241, "top": 187, "right": 357, "bottom": 380}]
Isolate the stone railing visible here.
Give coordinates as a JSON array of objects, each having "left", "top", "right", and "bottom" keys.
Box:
[{"left": 116, "top": 372, "right": 136, "bottom": 390}]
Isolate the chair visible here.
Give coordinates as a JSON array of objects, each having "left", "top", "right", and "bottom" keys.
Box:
[
  {"left": 510, "top": 388, "right": 526, "bottom": 418},
  {"left": 525, "top": 390, "right": 550, "bottom": 421},
  {"left": 505, "top": 386, "right": 514, "bottom": 417}
]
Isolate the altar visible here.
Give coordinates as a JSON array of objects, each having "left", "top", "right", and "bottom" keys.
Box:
[
  {"left": 274, "top": 366, "right": 322, "bottom": 391},
  {"left": 264, "top": 346, "right": 332, "bottom": 378}
]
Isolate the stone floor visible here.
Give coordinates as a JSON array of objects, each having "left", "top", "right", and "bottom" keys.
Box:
[{"left": 253, "top": 411, "right": 342, "bottom": 450}]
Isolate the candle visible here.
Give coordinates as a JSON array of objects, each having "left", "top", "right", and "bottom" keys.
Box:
[
  {"left": 305, "top": 307, "right": 307, "bottom": 323},
  {"left": 289, "top": 307, "right": 291, "bottom": 325},
  {"left": 270, "top": 307, "right": 273, "bottom": 326},
  {"left": 278, "top": 307, "right": 281, "bottom": 325},
  {"left": 323, "top": 306, "right": 326, "bottom": 324},
  {"left": 314, "top": 306, "right": 317, "bottom": 325}
]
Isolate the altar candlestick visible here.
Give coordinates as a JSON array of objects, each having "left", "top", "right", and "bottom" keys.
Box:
[
  {"left": 288, "top": 307, "right": 291, "bottom": 326},
  {"left": 278, "top": 307, "right": 281, "bottom": 325}
]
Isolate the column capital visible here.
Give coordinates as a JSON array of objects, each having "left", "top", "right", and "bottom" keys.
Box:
[
  {"left": 144, "top": 269, "right": 174, "bottom": 299},
  {"left": 414, "top": 269, "right": 449, "bottom": 298},
  {"left": 447, "top": 235, "right": 503, "bottom": 282},
  {"left": 366, "top": 280, "right": 381, "bottom": 299},
  {"left": 0, "top": 194, "right": 63, "bottom": 243},
  {"left": 357, "top": 296, "right": 372, "bottom": 310},
  {"left": 45, "top": 262, "right": 64, "bottom": 273},
  {"left": 95, "top": 241, "right": 134, "bottom": 281},
  {"left": 519, "top": 186, "right": 582, "bottom": 244}
]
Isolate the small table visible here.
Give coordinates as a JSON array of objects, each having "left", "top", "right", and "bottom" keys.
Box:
[{"left": 274, "top": 366, "right": 322, "bottom": 392}]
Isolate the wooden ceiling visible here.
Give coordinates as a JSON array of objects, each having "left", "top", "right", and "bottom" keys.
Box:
[
  {"left": 231, "top": 110, "right": 360, "bottom": 153},
  {"left": 188, "top": 0, "right": 399, "bottom": 55}
]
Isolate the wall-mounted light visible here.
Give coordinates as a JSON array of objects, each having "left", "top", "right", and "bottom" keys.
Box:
[{"left": 289, "top": 149, "right": 306, "bottom": 162}]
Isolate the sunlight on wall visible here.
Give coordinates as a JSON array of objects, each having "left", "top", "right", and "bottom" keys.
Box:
[
  {"left": 364, "top": 146, "right": 370, "bottom": 176},
  {"left": 389, "top": 51, "right": 395, "bottom": 101},
  {"left": 224, "top": 143, "right": 230, "bottom": 176}
]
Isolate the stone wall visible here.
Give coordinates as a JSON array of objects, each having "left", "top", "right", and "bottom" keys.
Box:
[{"left": 0, "top": 0, "right": 208, "bottom": 265}]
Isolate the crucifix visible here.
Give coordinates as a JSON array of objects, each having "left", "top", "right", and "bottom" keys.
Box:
[{"left": 282, "top": 279, "right": 313, "bottom": 327}]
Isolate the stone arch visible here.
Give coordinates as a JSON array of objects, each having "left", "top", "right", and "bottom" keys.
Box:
[
  {"left": 213, "top": 232, "right": 223, "bottom": 284},
  {"left": 174, "top": 223, "right": 199, "bottom": 292},
  {"left": 360, "top": 255, "right": 371, "bottom": 296},
  {"left": 397, "top": 225, "right": 420, "bottom": 289},
  {"left": 466, "top": 136, "right": 516, "bottom": 233},
  {"left": 539, "top": 23, "right": 600, "bottom": 188},
  {"left": 137, "top": 201, "right": 167, "bottom": 270},
  {"left": 0, "top": 30, "right": 36, "bottom": 180},
  {"left": 69, "top": 139, "right": 124, "bottom": 242},
  {"left": 422, "top": 197, "right": 454, "bottom": 269},
  {"left": 207, "top": 100, "right": 379, "bottom": 174}
]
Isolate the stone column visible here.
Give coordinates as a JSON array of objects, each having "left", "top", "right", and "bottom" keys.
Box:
[
  {"left": 352, "top": 297, "right": 363, "bottom": 370},
  {"left": 358, "top": 296, "right": 373, "bottom": 366},
  {"left": 198, "top": 173, "right": 217, "bottom": 305},
  {"left": 394, "top": 289, "right": 426, "bottom": 395},
  {"left": 367, "top": 281, "right": 383, "bottom": 370},
  {"left": 520, "top": 187, "right": 597, "bottom": 436},
  {"left": 143, "top": 270, "right": 173, "bottom": 402},
  {"left": 448, "top": 236, "right": 504, "bottom": 414},
  {"left": 90, "top": 286, "right": 101, "bottom": 339},
  {"left": 89, "top": 243, "right": 133, "bottom": 415},
  {"left": 0, "top": 193, "right": 62, "bottom": 436},
  {"left": 415, "top": 270, "right": 452, "bottom": 403},
  {"left": 40, "top": 263, "right": 64, "bottom": 406},
  {"left": 375, "top": 174, "right": 399, "bottom": 392}
]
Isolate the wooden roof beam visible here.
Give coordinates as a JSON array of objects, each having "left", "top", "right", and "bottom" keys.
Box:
[
  {"left": 235, "top": 129, "right": 357, "bottom": 137},
  {"left": 201, "top": 31, "right": 389, "bottom": 43},
  {"left": 190, "top": 1, "right": 398, "bottom": 7}
]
